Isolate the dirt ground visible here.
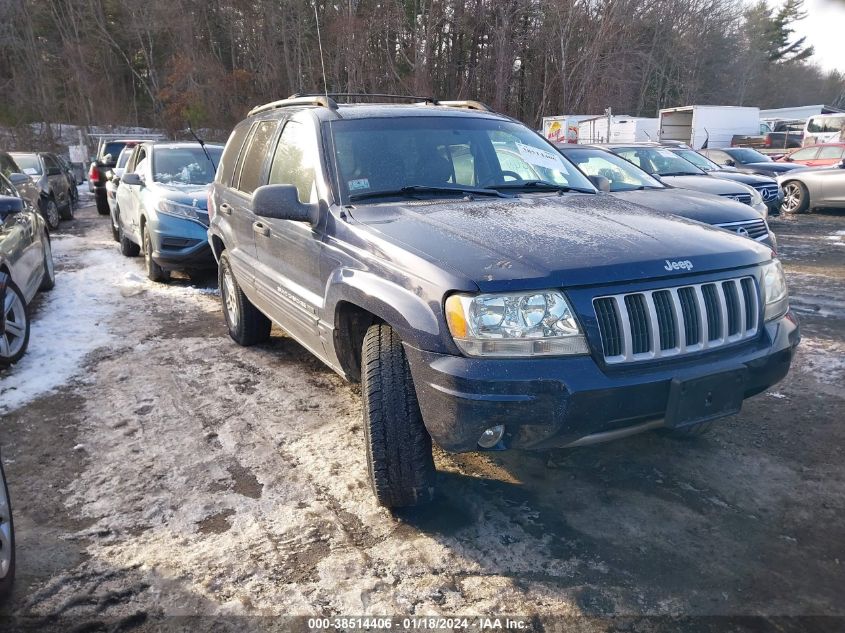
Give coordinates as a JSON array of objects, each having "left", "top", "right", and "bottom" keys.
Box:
[{"left": 0, "top": 202, "right": 843, "bottom": 632}]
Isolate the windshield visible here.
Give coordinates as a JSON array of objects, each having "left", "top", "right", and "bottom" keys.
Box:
[
  {"left": 562, "top": 148, "right": 664, "bottom": 191},
  {"left": 611, "top": 147, "right": 704, "bottom": 176},
  {"left": 117, "top": 148, "right": 132, "bottom": 169},
  {"left": 10, "top": 153, "right": 41, "bottom": 175},
  {"left": 151, "top": 146, "right": 222, "bottom": 185},
  {"left": 327, "top": 116, "right": 595, "bottom": 202},
  {"left": 727, "top": 148, "right": 771, "bottom": 163},
  {"left": 673, "top": 149, "right": 720, "bottom": 172},
  {"left": 102, "top": 141, "right": 130, "bottom": 162}
]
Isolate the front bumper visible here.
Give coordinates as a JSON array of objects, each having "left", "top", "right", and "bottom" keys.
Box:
[
  {"left": 405, "top": 312, "right": 799, "bottom": 453},
  {"left": 149, "top": 215, "right": 215, "bottom": 271}
]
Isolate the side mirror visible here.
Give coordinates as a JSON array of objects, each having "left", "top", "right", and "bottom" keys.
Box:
[
  {"left": 0, "top": 195, "right": 24, "bottom": 220},
  {"left": 587, "top": 175, "right": 611, "bottom": 192},
  {"left": 839, "top": 158, "right": 845, "bottom": 169},
  {"left": 8, "top": 173, "right": 30, "bottom": 187},
  {"left": 252, "top": 184, "right": 318, "bottom": 223},
  {"left": 724, "top": 159, "right": 736, "bottom": 167},
  {"left": 121, "top": 172, "right": 144, "bottom": 186}
]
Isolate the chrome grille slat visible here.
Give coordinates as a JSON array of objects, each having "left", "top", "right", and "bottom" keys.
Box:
[
  {"left": 593, "top": 276, "right": 759, "bottom": 364},
  {"left": 714, "top": 218, "right": 769, "bottom": 241}
]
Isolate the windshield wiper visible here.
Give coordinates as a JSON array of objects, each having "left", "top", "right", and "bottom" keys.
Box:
[
  {"left": 485, "top": 180, "right": 596, "bottom": 194},
  {"left": 349, "top": 184, "right": 512, "bottom": 202},
  {"left": 657, "top": 172, "right": 698, "bottom": 177}
]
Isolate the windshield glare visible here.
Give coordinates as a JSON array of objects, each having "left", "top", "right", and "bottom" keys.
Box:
[
  {"left": 729, "top": 148, "right": 771, "bottom": 163},
  {"left": 327, "top": 116, "right": 595, "bottom": 201},
  {"left": 564, "top": 148, "right": 664, "bottom": 192},
  {"left": 152, "top": 147, "right": 222, "bottom": 185},
  {"left": 612, "top": 147, "right": 703, "bottom": 176},
  {"left": 11, "top": 153, "right": 41, "bottom": 175},
  {"left": 674, "top": 149, "right": 719, "bottom": 171}
]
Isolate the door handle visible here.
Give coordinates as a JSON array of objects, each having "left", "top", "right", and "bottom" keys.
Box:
[
  {"left": 219, "top": 202, "right": 232, "bottom": 215},
  {"left": 253, "top": 221, "right": 270, "bottom": 236}
]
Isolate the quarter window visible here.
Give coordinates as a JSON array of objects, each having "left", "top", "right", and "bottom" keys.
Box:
[
  {"left": 217, "top": 122, "right": 252, "bottom": 186},
  {"left": 817, "top": 146, "right": 844, "bottom": 159},
  {"left": 268, "top": 121, "right": 318, "bottom": 203},
  {"left": 789, "top": 147, "right": 819, "bottom": 160},
  {"left": 236, "top": 121, "right": 277, "bottom": 195}
]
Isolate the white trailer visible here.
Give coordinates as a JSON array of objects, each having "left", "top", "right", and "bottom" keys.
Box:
[
  {"left": 577, "top": 116, "right": 659, "bottom": 144},
  {"left": 541, "top": 115, "right": 600, "bottom": 143},
  {"left": 658, "top": 106, "right": 760, "bottom": 149},
  {"left": 760, "top": 104, "right": 844, "bottom": 124}
]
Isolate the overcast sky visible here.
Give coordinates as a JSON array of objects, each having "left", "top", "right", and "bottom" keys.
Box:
[{"left": 765, "top": 0, "right": 845, "bottom": 73}]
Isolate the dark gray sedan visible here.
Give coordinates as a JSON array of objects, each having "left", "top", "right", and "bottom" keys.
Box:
[
  {"left": 557, "top": 144, "right": 776, "bottom": 249},
  {"left": 0, "top": 172, "right": 55, "bottom": 365},
  {"left": 9, "top": 152, "right": 75, "bottom": 230}
]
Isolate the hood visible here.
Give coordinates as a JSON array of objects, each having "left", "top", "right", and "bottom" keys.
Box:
[
  {"left": 660, "top": 175, "right": 750, "bottom": 196},
  {"left": 710, "top": 171, "right": 774, "bottom": 186},
  {"left": 609, "top": 188, "right": 762, "bottom": 225},
  {"left": 349, "top": 194, "right": 770, "bottom": 291},
  {"left": 746, "top": 162, "right": 801, "bottom": 173},
  {"left": 150, "top": 183, "right": 210, "bottom": 211}
]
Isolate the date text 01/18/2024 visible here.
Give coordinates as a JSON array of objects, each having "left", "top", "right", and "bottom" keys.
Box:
[{"left": 306, "top": 617, "right": 529, "bottom": 630}]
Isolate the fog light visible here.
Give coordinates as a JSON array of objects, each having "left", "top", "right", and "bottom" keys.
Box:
[{"left": 477, "top": 425, "right": 505, "bottom": 449}]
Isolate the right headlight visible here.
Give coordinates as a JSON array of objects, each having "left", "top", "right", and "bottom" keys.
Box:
[
  {"left": 444, "top": 290, "right": 589, "bottom": 357},
  {"left": 761, "top": 259, "right": 789, "bottom": 321}
]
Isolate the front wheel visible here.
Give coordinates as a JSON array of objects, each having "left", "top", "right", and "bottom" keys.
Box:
[
  {"left": 0, "top": 458, "right": 15, "bottom": 599},
  {"left": 218, "top": 250, "right": 270, "bottom": 346},
  {"left": 361, "top": 324, "right": 435, "bottom": 508},
  {"left": 40, "top": 198, "right": 60, "bottom": 231},
  {"left": 781, "top": 181, "right": 809, "bottom": 214},
  {"left": 143, "top": 224, "right": 168, "bottom": 283},
  {"left": 59, "top": 195, "right": 74, "bottom": 221},
  {"left": 39, "top": 233, "right": 55, "bottom": 291},
  {"left": 0, "top": 280, "right": 30, "bottom": 366}
]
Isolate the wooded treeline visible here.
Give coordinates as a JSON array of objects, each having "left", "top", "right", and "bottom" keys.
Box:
[{"left": 1, "top": 0, "right": 843, "bottom": 138}]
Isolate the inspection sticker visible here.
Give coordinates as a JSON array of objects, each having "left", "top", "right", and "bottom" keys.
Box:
[
  {"left": 348, "top": 178, "right": 370, "bottom": 191},
  {"left": 515, "top": 142, "right": 568, "bottom": 172}
]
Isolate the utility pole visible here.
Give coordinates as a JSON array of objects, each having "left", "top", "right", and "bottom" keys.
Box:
[{"left": 604, "top": 107, "right": 612, "bottom": 143}]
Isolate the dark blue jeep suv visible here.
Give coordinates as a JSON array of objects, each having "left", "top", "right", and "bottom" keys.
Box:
[{"left": 208, "top": 95, "right": 799, "bottom": 507}]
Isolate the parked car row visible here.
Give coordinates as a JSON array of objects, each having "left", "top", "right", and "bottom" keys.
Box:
[{"left": 0, "top": 150, "right": 76, "bottom": 230}]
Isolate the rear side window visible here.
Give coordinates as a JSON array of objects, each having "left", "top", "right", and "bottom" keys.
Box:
[
  {"left": 789, "top": 147, "right": 819, "bottom": 160},
  {"left": 236, "top": 121, "right": 277, "bottom": 194},
  {"left": 217, "top": 123, "right": 252, "bottom": 186},
  {"left": 0, "top": 154, "right": 19, "bottom": 178}
]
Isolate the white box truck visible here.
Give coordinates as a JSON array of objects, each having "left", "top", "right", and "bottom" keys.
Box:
[
  {"left": 577, "top": 116, "right": 659, "bottom": 144},
  {"left": 658, "top": 106, "right": 760, "bottom": 149}
]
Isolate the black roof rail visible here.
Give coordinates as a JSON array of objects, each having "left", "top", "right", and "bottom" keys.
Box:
[
  {"left": 247, "top": 95, "right": 339, "bottom": 117},
  {"left": 291, "top": 92, "right": 438, "bottom": 104}
]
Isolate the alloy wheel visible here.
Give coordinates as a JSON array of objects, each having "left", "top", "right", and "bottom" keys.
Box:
[
  {"left": 46, "top": 200, "right": 60, "bottom": 228},
  {"left": 782, "top": 183, "right": 801, "bottom": 213},
  {"left": 1, "top": 288, "right": 27, "bottom": 360},
  {"left": 222, "top": 266, "right": 240, "bottom": 328},
  {"left": 0, "top": 467, "right": 11, "bottom": 579}
]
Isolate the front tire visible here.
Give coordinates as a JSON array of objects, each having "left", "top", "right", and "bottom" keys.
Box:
[
  {"left": 40, "top": 198, "right": 60, "bottom": 231},
  {"left": 0, "top": 280, "right": 30, "bottom": 366},
  {"left": 218, "top": 250, "right": 270, "bottom": 346},
  {"left": 0, "top": 458, "right": 15, "bottom": 600},
  {"left": 361, "top": 324, "right": 435, "bottom": 508},
  {"left": 142, "top": 224, "right": 168, "bottom": 283},
  {"left": 59, "top": 196, "right": 74, "bottom": 221},
  {"left": 39, "top": 233, "right": 56, "bottom": 291},
  {"left": 781, "top": 181, "right": 809, "bottom": 214}
]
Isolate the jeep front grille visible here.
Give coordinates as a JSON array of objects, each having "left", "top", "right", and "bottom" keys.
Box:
[{"left": 593, "top": 276, "right": 759, "bottom": 363}]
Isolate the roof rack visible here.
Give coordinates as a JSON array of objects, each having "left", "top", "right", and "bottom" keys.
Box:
[
  {"left": 436, "top": 100, "right": 493, "bottom": 112},
  {"left": 248, "top": 95, "right": 339, "bottom": 117},
  {"left": 292, "top": 92, "right": 438, "bottom": 105}
]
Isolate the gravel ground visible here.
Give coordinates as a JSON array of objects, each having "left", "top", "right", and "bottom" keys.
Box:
[{"left": 0, "top": 203, "right": 843, "bottom": 632}]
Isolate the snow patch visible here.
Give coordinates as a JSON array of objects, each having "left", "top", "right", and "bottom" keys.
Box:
[{"left": 796, "top": 337, "right": 845, "bottom": 386}]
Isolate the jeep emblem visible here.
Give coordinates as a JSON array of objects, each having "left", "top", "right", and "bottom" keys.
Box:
[{"left": 664, "top": 259, "right": 694, "bottom": 271}]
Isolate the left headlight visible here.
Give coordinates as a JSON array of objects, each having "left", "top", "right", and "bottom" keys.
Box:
[
  {"left": 761, "top": 259, "right": 789, "bottom": 321},
  {"left": 157, "top": 199, "right": 200, "bottom": 220},
  {"left": 444, "top": 290, "right": 589, "bottom": 357},
  {"left": 750, "top": 188, "right": 763, "bottom": 207}
]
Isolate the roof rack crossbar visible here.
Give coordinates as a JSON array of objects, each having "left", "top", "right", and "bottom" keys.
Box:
[
  {"left": 436, "top": 100, "right": 493, "bottom": 112},
  {"left": 292, "top": 92, "right": 437, "bottom": 104},
  {"left": 248, "top": 95, "right": 339, "bottom": 117}
]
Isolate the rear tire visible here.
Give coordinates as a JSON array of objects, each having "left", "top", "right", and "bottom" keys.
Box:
[
  {"left": 59, "top": 196, "right": 74, "bottom": 221},
  {"left": 40, "top": 198, "right": 60, "bottom": 231},
  {"left": 118, "top": 220, "right": 140, "bottom": 257},
  {"left": 143, "top": 224, "right": 168, "bottom": 283},
  {"left": 781, "top": 181, "right": 809, "bottom": 214},
  {"left": 361, "top": 324, "right": 435, "bottom": 508},
  {"left": 0, "top": 280, "right": 30, "bottom": 366},
  {"left": 0, "top": 458, "right": 15, "bottom": 600},
  {"left": 219, "top": 250, "right": 270, "bottom": 346},
  {"left": 111, "top": 205, "right": 121, "bottom": 242}
]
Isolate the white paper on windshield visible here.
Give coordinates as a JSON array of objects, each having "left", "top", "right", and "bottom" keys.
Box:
[
  {"left": 23, "top": 168, "right": 38, "bottom": 175},
  {"left": 348, "top": 178, "right": 370, "bottom": 191},
  {"left": 515, "top": 142, "right": 568, "bottom": 173}
]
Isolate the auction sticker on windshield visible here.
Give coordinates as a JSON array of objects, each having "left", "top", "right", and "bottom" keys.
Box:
[
  {"left": 515, "top": 142, "right": 569, "bottom": 172},
  {"left": 348, "top": 178, "right": 370, "bottom": 191}
]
